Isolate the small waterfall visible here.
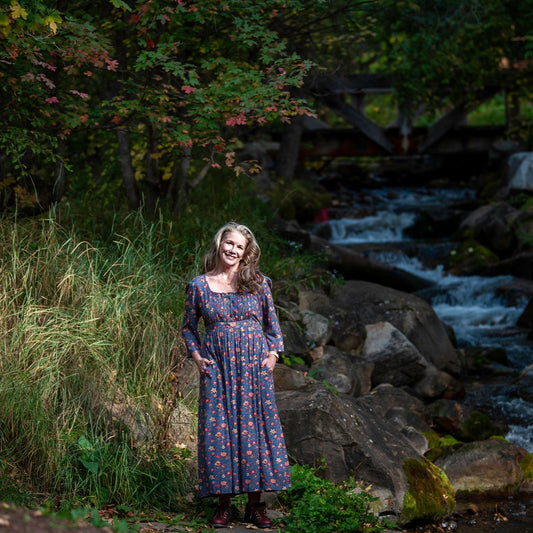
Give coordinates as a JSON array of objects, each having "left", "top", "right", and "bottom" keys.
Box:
[
  {"left": 329, "top": 212, "right": 416, "bottom": 244},
  {"left": 319, "top": 186, "right": 533, "bottom": 452}
]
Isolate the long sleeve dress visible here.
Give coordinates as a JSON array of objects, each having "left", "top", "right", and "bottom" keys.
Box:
[{"left": 182, "top": 274, "right": 291, "bottom": 498}]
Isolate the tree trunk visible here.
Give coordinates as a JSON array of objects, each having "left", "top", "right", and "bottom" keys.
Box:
[
  {"left": 275, "top": 115, "right": 304, "bottom": 179},
  {"left": 116, "top": 128, "right": 140, "bottom": 210},
  {"left": 144, "top": 122, "right": 161, "bottom": 215},
  {"left": 51, "top": 137, "right": 66, "bottom": 205},
  {"left": 167, "top": 147, "right": 191, "bottom": 217}
]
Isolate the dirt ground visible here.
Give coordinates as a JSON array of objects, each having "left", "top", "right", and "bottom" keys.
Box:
[
  {"left": 0, "top": 502, "right": 112, "bottom": 533},
  {"left": 1, "top": 498, "right": 532, "bottom": 533},
  {"left": 403, "top": 498, "right": 533, "bottom": 533}
]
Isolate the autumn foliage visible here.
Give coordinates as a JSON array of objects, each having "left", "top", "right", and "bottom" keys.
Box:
[{"left": 0, "top": 0, "right": 312, "bottom": 214}]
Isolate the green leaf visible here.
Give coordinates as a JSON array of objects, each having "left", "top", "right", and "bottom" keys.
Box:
[
  {"left": 109, "top": 0, "right": 131, "bottom": 11},
  {"left": 80, "top": 459, "right": 99, "bottom": 474}
]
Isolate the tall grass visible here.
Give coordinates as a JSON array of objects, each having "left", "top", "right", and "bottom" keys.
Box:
[{"left": 0, "top": 214, "right": 195, "bottom": 509}]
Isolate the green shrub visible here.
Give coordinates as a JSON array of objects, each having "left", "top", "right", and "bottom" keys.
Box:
[{"left": 278, "top": 463, "right": 391, "bottom": 533}]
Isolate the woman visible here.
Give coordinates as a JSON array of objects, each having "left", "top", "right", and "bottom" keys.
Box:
[{"left": 182, "top": 222, "right": 291, "bottom": 529}]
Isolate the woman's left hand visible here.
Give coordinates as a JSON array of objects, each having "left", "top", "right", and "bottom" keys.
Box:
[{"left": 261, "top": 351, "right": 278, "bottom": 373}]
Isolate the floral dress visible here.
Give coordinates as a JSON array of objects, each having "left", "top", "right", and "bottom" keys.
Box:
[{"left": 182, "top": 274, "right": 291, "bottom": 498}]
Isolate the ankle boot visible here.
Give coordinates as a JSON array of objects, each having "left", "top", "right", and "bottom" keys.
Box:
[
  {"left": 244, "top": 501, "right": 272, "bottom": 528},
  {"left": 211, "top": 502, "right": 234, "bottom": 528}
]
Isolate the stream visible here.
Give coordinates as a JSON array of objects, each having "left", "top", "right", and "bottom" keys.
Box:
[{"left": 315, "top": 182, "right": 533, "bottom": 454}]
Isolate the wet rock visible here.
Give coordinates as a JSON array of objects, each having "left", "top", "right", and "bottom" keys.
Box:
[
  {"left": 483, "top": 251, "right": 533, "bottom": 280},
  {"left": 460, "top": 346, "right": 509, "bottom": 374},
  {"left": 458, "top": 202, "right": 520, "bottom": 257},
  {"left": 517, "top": 295, "right": 533, "bottom": 328},
  {"left": 308, "top": 234, "right": 435, "bottom": 292},
  {"left": 434, "top": 439, "right": 530, "bottom": 497},
  {"left": 448, "top": 240, "right": 500, "bottom": 276},
  {"left": 507, "top": 152, "right": 533, "bottom": 193},
  {"left": 495, "top": 278, "right": 533, "bottom": 306},
  {"left": 404, "top": 209, "right": 465, "bottom": 239}
]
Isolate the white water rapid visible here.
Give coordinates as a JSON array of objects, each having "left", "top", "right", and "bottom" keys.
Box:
[{"left": 320, "top": 186, "right": 533, "bottom": 453}]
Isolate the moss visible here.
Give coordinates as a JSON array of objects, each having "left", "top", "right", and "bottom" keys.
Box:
[
  {"left": 401, "top": 457, "right": 455, "bottom": 523},
  {"left": 461, "top": 411, "right": 502, "bottom": 442},
  {"left": 424, "top": 447, "right": 443, "bottom": 463},
  {"left": 449, "top": 240, "right": 499, "bottom": 270},
  {"left": 423, "top": 430, "right": 441, "bottom": 450},
  {"left": 521, "top": 451, "right": 533, "bottom": 479},
  {"left": 440, "top": 434, "right": 461, "bottom": 447}
]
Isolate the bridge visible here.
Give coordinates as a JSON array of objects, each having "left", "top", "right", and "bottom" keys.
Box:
[{"left": 300, "top": 74, "right": 513, "bottom": 163}]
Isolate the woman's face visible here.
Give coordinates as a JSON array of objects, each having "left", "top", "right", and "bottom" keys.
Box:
[{"left": 219, "top": 230, "right": 247, "bottom": 269}]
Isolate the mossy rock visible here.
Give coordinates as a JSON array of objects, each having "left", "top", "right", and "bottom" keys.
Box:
[
  {"left": 423, "top": 430, "right": 444, "bottom": 462},
  {"left": 440, "top": 434, "right": 461, "bottom": 447},
  {"left": 521, "top": 451, "right": 533, "bottom": 479},
  {"left": 460, "top": 411, "right": 503, "bottom": 442},
  {"left": 401, "top": 457, "right": 455, "bottom": 523},
  {"left": 448, "top": 240, "right": 499, "bottom": 273}
]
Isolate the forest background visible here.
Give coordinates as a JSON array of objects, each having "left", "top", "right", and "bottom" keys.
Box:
[{"left": 2, "top": 0, "right": 533, "bottom": 530}]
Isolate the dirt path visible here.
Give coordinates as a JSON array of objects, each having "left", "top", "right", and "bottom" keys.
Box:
[
  {"left": 1, "top": 498, "right": 532, "bottom": 533},
  {"left": 0, "top": 503, "right": 111, "bottom": 533}
]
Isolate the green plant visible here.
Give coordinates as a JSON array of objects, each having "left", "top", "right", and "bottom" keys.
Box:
[{"left": 278, "top": 463, "right": 391, "bottom": 533}]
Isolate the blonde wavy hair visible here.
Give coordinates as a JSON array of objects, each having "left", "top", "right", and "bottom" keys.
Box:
[{"left": 203, "top": 222, "right": 264, "bottom": 293}]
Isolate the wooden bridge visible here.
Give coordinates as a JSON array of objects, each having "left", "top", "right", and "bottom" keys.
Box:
[{"left": 300, "top": 74, "right": 512, "bottom": 161}]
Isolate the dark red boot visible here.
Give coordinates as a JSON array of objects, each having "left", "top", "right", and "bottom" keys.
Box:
[
  {"left": 211, "top": 502, "right": 234, "bottom": 528},
  {"left": 244, "top": 502, "right": 272, "bottom": 529}
]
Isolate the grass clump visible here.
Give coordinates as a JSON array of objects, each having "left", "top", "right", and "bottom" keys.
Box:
[
  {"left": 0, "top": 215, "right": 195, "bottom": 509},
  {"left": 278, "top": 463, "right": 391, "bottom": 533}
]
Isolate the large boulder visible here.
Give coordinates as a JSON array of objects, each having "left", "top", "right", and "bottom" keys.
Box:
[
  {"left": 434, "top": 439, "right": 531, "bottom": 498},
  {"left": 298, "top": 281, "right": 462, "bottom": 377},
  {"left": 276, "top": 379, "right": 454, "bottom": 522},
  {"left": 362, "top": 321, "right": 428, "bottom": 388},
  {"left": 518, "top": 295, "right": 533, "bottom": 328},
  {"left": 458, "top": 202, "right": 520, "bottom": 257},
  {"left": 310, "top": 345, "right": 374, "bottom": 396}
]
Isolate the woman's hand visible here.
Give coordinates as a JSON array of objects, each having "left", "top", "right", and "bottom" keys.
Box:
[
  {"left": 192, "top": 351, "right": 213, "bottom": 374},
  {"left": 261, "top": 351, "right": 279, "bottom": 373}
]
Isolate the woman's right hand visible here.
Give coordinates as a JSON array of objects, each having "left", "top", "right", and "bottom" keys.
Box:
[{"left": 192, "top": 352, "right": 213, "bottom": 374}]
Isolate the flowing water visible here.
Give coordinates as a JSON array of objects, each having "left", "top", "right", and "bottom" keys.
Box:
[{"left": 316, "top": 184, "right": 533, "bottom": 453}]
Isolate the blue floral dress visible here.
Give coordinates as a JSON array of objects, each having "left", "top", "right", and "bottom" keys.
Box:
[{"left": 182, "top": 274, "right": 291, "bottom": 498}]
